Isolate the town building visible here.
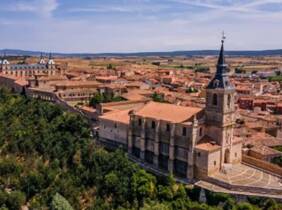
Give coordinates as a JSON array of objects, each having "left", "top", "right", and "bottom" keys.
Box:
[
  {"left": 99, "top": 38, "right": 242, "bottom": 180},
  {"left": 0, "top": 53, "right": 61, "bottom": 77}
]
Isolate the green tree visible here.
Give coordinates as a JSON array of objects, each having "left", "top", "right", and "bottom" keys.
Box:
[
  {"left": 152, "top": 92, "right": 165, "bottom": 103},
  {"left": 131, "top": 169, "right": 157, "bottom": 206},
  {"left": 262, "top": 198, "right": 280, "bottom": 210},
  {"left": 21, "top": 172, "right": 44, "bottom": 199},
  {"left": 107, "top": 64, "right": 115, "bottom": 69},
  {"left": 89, "top": 92, "right": 105, "bottom": 107},
  {"left": 141, "top": 201, "right": 171, "bottom": 210},
  {"left": 237, "top": 202, "right": 255, "bottom": 210},
  {"left": 271, "top": 156, "right": 282, "bottom": 167},
  {"left": 0, "top": 158, "right": 22, "bottom": 176},
  {"left": 6, "top": 191, "right": 26, "bottom": 210},
  {"left": 104, "top": 172, "right": 120, "bottom": 194},
  {"left": 51, "top": 193, "right": 74, "bottom": 210},
  {"left": 158, "top": 185, "right": 174, "bottom": 201},
  {"left": 0, "top": 190, "right": 8, "bottom": 206}
]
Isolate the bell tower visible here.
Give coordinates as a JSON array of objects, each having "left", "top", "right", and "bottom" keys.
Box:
[
  {"left": 205, "top": 34, "right": 236, "bottom": 167},
  {"left": 1, "top": 53, "right": 10, "bottom": 70},
  {"left": 47, "top": 53, "right": 55, "bottom": 69},
  {"left": 39, "top": 53, "right": 46, "bottom": 65}
]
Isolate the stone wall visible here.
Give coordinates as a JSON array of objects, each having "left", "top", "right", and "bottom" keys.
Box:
[
  {"left": 242, "top": 155, "right": 282, "bottom": 178},
  {"left": 99, "top": 119, "right": 129, "bottom": 146},
  {"left": 207, "top": 150, "right": 221, "bottom": 175},
  {"left": 204, "top": 176, "right": 282, "bottom": 196},
  {"left": 0, "top": 76, "right": 25, "bottom": 93}
]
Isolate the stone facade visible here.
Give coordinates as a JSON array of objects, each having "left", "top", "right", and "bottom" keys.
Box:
[
  {"left": 128, "top": 113, "right": 204, "bottom": 179},
  {"left": 0, "top": 54, "right": 60, "bottom": 78}
]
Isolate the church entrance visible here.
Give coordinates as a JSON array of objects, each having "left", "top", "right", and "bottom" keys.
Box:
[{"left": 224, "top": 149, "right": 230, "bottom": 164}]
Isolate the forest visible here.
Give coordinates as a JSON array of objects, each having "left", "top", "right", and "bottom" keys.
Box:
[{"left": 0, "top": 88, "right": 281, "bottom": 210}]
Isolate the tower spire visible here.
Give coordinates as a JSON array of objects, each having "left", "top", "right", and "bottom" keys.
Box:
[
  {"left": 47, "top": 52, "right": 55, "bottom": 68},
  {"left": 2, "top": 51, "right": 9, "bottom": 65},
  {"left": 39, "top": 52, "right": 46, "bottom": 64},
  {"left": 216, "top": 32, "right": 227, "bottom": 75},
  {"left": 207, "top": 32, "right": 232, "bottom": 89}
]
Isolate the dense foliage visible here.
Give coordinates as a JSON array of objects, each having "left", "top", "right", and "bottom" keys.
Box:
[
  {"left": 194, "top": 63, "right": 210, "bottom": 73},
  {"left": 89, "top": 92, "right": 125, "bottom": 108},
  {"left": 271, "top": 156, "right": 282, "bottom": 167},
  {"left": 268, "top": 76, "right": 282, "bottom": 82},
  {"left": 0, "top": 88, "right": 281, "bottom": 210}
]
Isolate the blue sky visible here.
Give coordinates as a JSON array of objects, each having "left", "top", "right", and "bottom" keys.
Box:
[{"left": 0, "top": 0, "right": 282, "bottom": 53}]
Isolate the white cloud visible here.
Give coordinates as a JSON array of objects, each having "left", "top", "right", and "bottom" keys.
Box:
[
  {"left": 7, "top": 0, "right": 58, "bottom": 18},
  {"left": 69, "top": 3, "right": 169, "bottom": 14},
  {"left": 170, "top": 0, "right": 282, "bottom": 13}
]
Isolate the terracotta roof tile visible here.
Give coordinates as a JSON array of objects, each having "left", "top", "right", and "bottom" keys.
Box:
[
  {"left": 99, "top": 109, "right": 130, "bottom": 124},
  {"left": 135, "top": 101, "right": 202, "bottom": 123},
  {"left": 195, "top": 136, "right": 221, "bottom": 152}
]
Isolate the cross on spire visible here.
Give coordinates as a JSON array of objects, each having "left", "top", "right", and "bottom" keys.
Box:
[
  {"left": 217, "top": 32, "right": 226, "bottom": 69},
  {"left": 222, "top": 31, "right": 226, "bottom": 44}
]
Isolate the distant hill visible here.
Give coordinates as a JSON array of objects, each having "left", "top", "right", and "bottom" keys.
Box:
[{"left": 1, "top": 49, "right": 282, "bottom": 57}]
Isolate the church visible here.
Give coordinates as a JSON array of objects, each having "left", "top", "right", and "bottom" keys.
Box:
[
  {"left": 98, "top": 38, "right": 242, "bottom": 180},
  {"left": 0, "top": 53, "right": 58, "bottom": 77}
]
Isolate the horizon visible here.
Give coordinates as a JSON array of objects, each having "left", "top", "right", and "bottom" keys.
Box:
[
  {"left": 0, "top": 0, "right": 282, "bottom": 53},
  {"left": 2, "top": 48, "right": 282, "bottom": 55}
]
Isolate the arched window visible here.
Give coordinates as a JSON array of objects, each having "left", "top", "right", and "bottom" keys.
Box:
[
  {"left": 212, "top": 94, "right": 218, "bottom": 106},
  {"left": 227, "top": 94, "right": 231, "bottom": 108}
]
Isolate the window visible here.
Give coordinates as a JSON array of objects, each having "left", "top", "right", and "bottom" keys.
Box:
[
  {"left": 214, "top": 161, "right": 216, "bottom": 166},
  {"left": 114, "top": 123, "right": 117, "bottom": 129},
  {"left": 235, "top": 152, "right": 237, "bottom": 157},
  {"left": 151, "top": 121, "right": 155, "bottom": 129},
  {"left": 212, "top": 93, "right": 218, "bottom": 106},
  {"left": 166, "top": 124, "right": 170, "bottom": 132},
  {"left": 182, "top": 127, "right": 187, "bottom": 136},
  {"left": 160, "top": 143, "right": 169, "bottom": 154},
  {"left": 227, "top": 94, "right": 231, "bottom": 108},
  {"left": 198, "top": 152, "right": 201, "bottom": 157},
  {"left": 174, "top": 159, "right": 187, "bottom": 177},
  {"left": 199, "top": 127, "right": 203, "bottom": 136},
  {"left": 138, "top": 119, "right": 142, "bottom": 126}
]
